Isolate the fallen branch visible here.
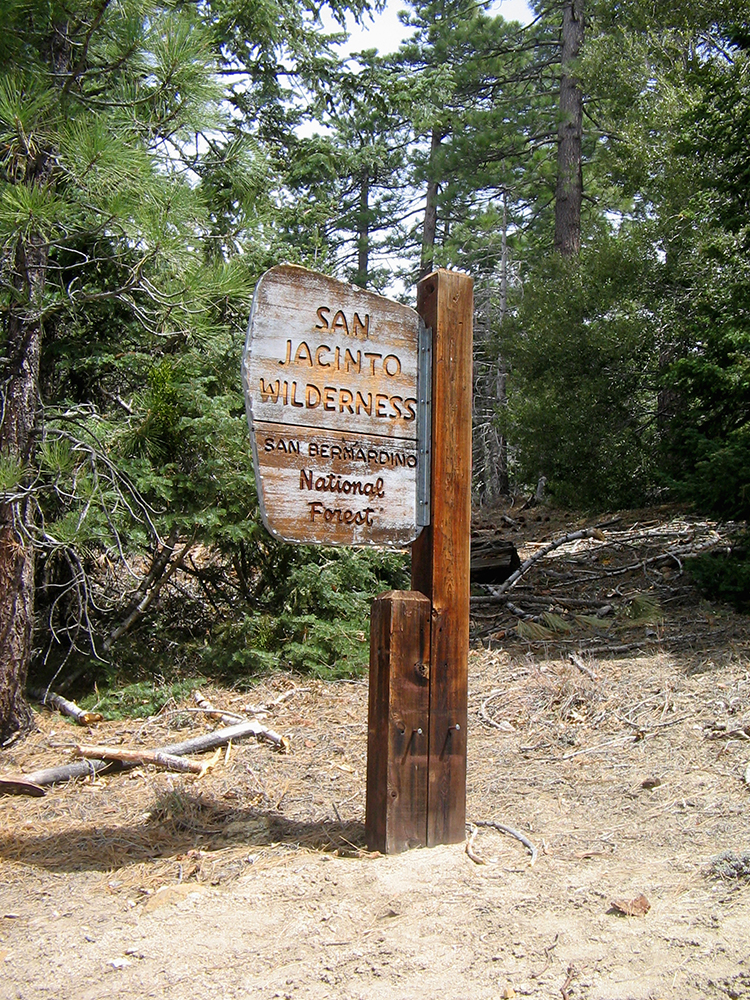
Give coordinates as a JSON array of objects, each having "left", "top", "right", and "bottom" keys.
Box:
[
  {"left": 192, "top": 690, "right": 246, "bottom": 725},
  {"left": 193, "top": 687, "right": 310, "bottom": 722},
  {"left": 28, "top": 687, "right": 103, "bottom": 725},
  {"left": 465, "top": 819, "right": 538, "bottom": 866},
  {"left": 479, "top": 690, "right": 514, "bottom": 731},
  {"left": 465, "top": 823, "right": 485, "bottom": 864},
  {"left": 23, "top": 719, "right": 289, "bottom": 786},
  {"left": 171, "top": 710, "right": 289, "bottom": 752},
  {"left": 0, "top": 776, "right": 46, "bottom": 797},
  {"left": 507, "top": 599, "right": 534, "bottom": 620},
  {"left": 705, "top": 722, "right": 750, "bottom": 741},
  {"left": 74, "top": 744, "right": 203, "bottom": 774},
  {"left": 569, "top": 652, "right": 598, "bottom": 682},
  {"left": 494, "top": 527, "right": 606, "bottom": 596},
  {"left": 20, "top": 758, "right": 112, "bottom": 786},
  {"left": 560, "top": 734, "right": 641, "bottom": 760},
  {"left": 561, "top": 963, "right": 576, "bottom": 1000},
  {"left": 471, "top": 593, "right": 612, "bottom": 609},
  {"left": 531, "top": 934, "right": 559, "bottom": 980},
  {"left": 239, "top": 687, "right": 311, "bottom": 716}
]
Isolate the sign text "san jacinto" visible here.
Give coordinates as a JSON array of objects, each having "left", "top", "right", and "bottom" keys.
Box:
[{"left": 243, "top": 265, "right": 426, "bottom": 547}]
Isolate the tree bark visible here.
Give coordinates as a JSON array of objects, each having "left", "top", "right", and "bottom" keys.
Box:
[
  {"left": 354, "top": 168, "right": 370, "bottom": 288},
  {"left": 420, "top": 129, "right": 443, "bottom": 277},
  {"left": 0, "top": 12, "right": 72, "bottom": 744},
  {"left": 554, "top": 0, "right": 585, "bottom": 257},
  {"left": 0, "top": 231, "right": 48, "bottom": 744}
]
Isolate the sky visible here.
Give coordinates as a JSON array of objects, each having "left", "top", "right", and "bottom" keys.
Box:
[
  {"left": 311, "top": 0, "right": 535, "bottom": 293},
  {"left": 323, "top": 0, "right": 534, "bottom": 56}
]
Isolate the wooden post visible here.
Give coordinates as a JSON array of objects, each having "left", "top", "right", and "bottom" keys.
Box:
[
  {"left": 366, "top": 590, "right": 431, "bottom": 854},
  {"left": 412, "top": 269, "right": 473, "bottom": 846}
]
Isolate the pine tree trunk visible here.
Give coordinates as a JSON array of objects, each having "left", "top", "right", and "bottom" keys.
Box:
[
  {"left": 496, "top": 190, "right": 509, "bottom": 496},
  {"left": 0, "top": 14, "right": 71, "bottom": 743},
  {"left": 554, "top": 0, "right": 585, "bottom": 257},
  {"left": 420, "top": 129, "right": 443, "bottom": 277},
  {"left": 0, "top": 233, "right": 47, "bottom": 743},
  {"left": 354, "top": 169, "right": 370, "bottom": 288}
]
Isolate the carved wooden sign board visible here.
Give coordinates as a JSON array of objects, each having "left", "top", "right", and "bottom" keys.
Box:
[{"left": 243, "top": 265, "right": 429, "bottom": 546}]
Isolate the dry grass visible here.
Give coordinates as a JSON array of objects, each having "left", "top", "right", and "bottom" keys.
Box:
[{"left": 0, "top": 677, "right": 372, "bottom": 899}]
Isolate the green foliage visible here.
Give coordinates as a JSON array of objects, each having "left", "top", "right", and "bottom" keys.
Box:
[
  {"left": 0, "top": 452, "right": 25, "bottom": 491},
  {"left": 79, "top": 678, "right": 199, "bottom": 720},
  {"left": 574, "top": 614, "right": 613, "bottom": 631},
  {"left": 500, "top": 233, "right": 661, "bottom": 508},
  {"left": 622, "top": 593, "right": 663, "bottom": 625},
  {"left": 200, "top": 547, "right": 409, "bottom": 679},
  {"left": 655, "top": 44, "right": 750, "bottom": 518},
  {"left": 515, "top": 619, "right": 555, "bottom": 641},
  {"left": 2, "top": 0, "right": 389, "bottom": 698},
  {"left": 7, "top": 0, "right": 750, "bottom": 716},
  {"left": 203, "top": 611, "right": 369, "bottom": 679},
  {"left": 687, "top": 538, "right": 750, "bottom": 613}
]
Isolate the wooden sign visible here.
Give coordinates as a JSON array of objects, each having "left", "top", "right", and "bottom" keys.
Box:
[{"left": 243, "top": 265, "right": 429, "bottom": 546}]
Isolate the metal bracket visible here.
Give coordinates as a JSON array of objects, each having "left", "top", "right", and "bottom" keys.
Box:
[{"left": 417, "top": 319, "right": 432, "bottom": 528}]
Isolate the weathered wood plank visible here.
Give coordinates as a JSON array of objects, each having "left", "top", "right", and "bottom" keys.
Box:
[
  {"left": 243, "top": 265, "right": 424, "bottom": 546},
  {"left": 250, "top": 422, "right": 420, "bottom": 547},
  {"left": 412, "top": 269, "right": 473, "bottom": 847},
  {"left": 366, "top": 590, "right": 430, "bottom": 854}
]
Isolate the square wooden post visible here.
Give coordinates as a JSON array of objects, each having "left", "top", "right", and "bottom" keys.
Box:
[
  {"left": 366, "top": 590, "right": 431, "bottom": 854},
  {"left": 412, "top": 269, "right": 473, "bottom": 846}
]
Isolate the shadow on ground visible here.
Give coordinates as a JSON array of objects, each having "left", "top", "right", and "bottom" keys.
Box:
[{"left": 0, "top": 787, "right": 366, "bottom": 875}]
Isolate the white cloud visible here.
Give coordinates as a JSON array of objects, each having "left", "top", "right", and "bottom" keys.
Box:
[{"left": 321, "top": 0, "right": 534, "bottom": 57}]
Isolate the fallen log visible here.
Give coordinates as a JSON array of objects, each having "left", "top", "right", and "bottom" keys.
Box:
[
  {"left": 16, "top": 758, "right": 113, "bottom": 786},
  {"left": 470, "top": 540, "right": 521, "bottom": 586}
]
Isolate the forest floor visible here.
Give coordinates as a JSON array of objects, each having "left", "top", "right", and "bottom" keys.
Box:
[{"left": 1, "top": 504, "right": 750, "bottom": 1000}]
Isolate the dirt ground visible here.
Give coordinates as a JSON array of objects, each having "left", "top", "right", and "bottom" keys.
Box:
[{"left": 1, "top": 507, "right": 750, "bottom": 1000}]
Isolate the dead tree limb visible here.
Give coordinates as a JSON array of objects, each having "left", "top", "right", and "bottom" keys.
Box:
[
  {"left": 0, "top": 776, "right": 46, "bottom": 797},
  {"left": 569, "top": 652, "right": 598, "bottom": 681},
  {"left": 21, "top": 719, "right": 288, "bottom": 786},
  {"left": 240, "top": 687, "right": 311, "bottom": 716},
  {"left": 192, "top": 690, "right": 247, "bottom": 725},
  {"left": 494, "top": 527, "right": 605, "bottom": 596},
  {"left": 102, "top": 529, "right": 193, "bottom": 653},
  {"left": 163, "top": 719, "right": 290, "bottom": 753},
  {"left": 74, "top": 744, "right": 203, "bottom": 773},
  {"left": 28, "top": 687, "right": 103, "bottom": 725},
  {"left": 466, "top": 819, "right": 538, "bottom": 866},
  {"left": 15, "top": 757, "right": 112, "bottom": 786}
]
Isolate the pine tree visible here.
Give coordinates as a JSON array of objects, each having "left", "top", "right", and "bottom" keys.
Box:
[
  {"left": 553, "top": 0, "right": 585, "bottom": 256},
  {"left": 0, "top": 0, "right": 243, "bottom": 741},
  {"left": 283, "top": 50, "right": 412, "bottom": 290}
]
